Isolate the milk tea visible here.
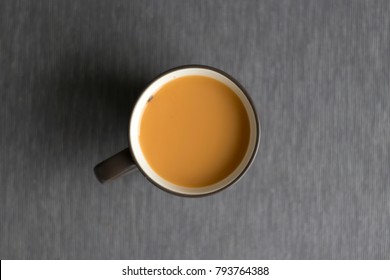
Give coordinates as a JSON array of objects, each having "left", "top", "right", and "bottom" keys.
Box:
[{"left": 139, "top": 75, "right": 250, "bottom": 187}]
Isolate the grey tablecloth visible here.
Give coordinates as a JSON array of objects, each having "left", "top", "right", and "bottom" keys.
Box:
[{"left": 1, "top": 0, "right": 389, "bottom": 259}]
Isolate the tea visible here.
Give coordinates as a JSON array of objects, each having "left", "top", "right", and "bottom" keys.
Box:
[{"left": 139, "top": 75, "right": 250, "bottom": 187}]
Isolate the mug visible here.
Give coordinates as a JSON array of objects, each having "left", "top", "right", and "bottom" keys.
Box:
[{"left": 94, "top": 65, "right": 260, "bottom": 196}]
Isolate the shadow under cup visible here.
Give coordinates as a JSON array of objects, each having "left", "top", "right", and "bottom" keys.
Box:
[{"left": 95, "top": 65, "right": 260, "bottom": 196}]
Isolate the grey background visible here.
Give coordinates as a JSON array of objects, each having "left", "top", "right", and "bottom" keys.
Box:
[{"left": 0, "top": 0, "right": 389, "bottom": 259}]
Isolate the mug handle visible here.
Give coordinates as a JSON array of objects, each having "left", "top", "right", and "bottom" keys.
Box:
[{"left": 94, "top": 148, "right": 137, "bottom": 183}]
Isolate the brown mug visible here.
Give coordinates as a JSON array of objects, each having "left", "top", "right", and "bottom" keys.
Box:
[{"left": 94, "top": 65, "right": 260, "bottom": 196}]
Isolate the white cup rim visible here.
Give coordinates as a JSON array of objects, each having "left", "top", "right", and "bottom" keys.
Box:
[{"left": 128, "top": 65, "right": 261, "bottom": 197}]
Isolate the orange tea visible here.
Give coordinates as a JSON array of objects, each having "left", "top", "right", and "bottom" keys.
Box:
[{"left": 139, "top": 75, "right": 250, "bottom": 187}]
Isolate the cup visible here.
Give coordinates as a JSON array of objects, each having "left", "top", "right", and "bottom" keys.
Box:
[{"left": 94, "top": 65, "right": 260, "bottom": 196}]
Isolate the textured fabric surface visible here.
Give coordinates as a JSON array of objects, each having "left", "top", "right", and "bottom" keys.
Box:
[{"left": 1, "top": 0, "right": 390, "bottom": 259}]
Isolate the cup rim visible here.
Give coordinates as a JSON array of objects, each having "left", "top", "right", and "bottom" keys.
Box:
[{"left": 128, "top": 64, "right": 261, "bottom": 197}]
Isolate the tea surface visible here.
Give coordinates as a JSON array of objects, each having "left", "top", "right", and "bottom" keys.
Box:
[{"left": 140, "top": 75, "right": 250, "bottom": 187}]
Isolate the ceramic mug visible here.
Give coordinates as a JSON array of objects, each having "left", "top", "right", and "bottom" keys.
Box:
[{"left": 94, "top": 65, "right": 260, "bottom": 196}]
